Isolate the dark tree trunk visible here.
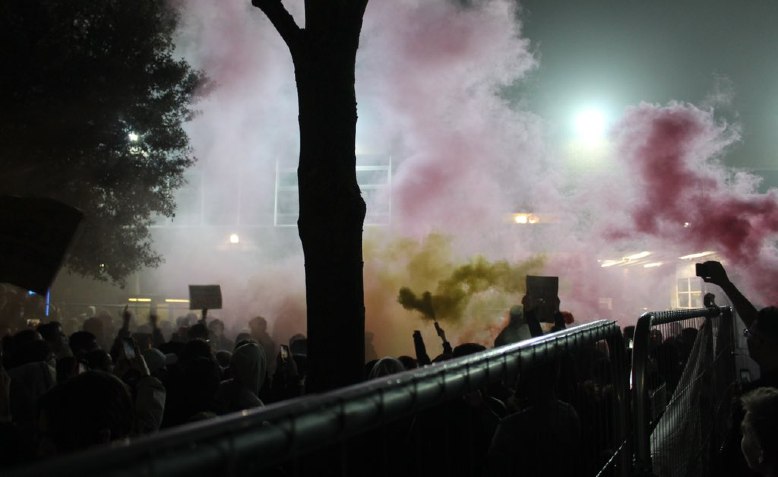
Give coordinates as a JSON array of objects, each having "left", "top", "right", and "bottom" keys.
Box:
[{"left": 253, "top": 0, "right": 368, "bottom": 392}]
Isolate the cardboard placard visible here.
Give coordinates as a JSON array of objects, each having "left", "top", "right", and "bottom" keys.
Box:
[
  {"left": 526, "top": 275, "right": 559, "bottom": 299},
  {"left": 526, "top": 275, "right": 558, "bottom": 323},
  {"left": 0, "top": 196, "right": 83, "bottom": 294},
  {"left": 189, "top": 285, "right": 222, "bottom": 310}
]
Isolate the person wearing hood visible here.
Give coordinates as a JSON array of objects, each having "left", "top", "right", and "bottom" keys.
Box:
[
  {"left": 214, "top": 340, "right": 266, "bottom": 414},
  {"left": 494, "top": 306, "right": 532, "bottom": 347}
]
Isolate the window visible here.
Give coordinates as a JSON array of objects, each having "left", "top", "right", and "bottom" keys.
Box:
[
  {"left": 676, "top": 276, "right": 703, "bottom": 309},
  {"left": 274, "top": 154, "right": 392, "bottom": 227}
]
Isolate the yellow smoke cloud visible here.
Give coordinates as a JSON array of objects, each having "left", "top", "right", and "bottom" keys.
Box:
[{"left": 364, "top": 231, "right": 546, "bottom": 357}]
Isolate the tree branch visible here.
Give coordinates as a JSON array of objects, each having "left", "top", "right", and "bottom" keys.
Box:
[{"left": 252, "top": 0, "right": 302, "bottom": 49}]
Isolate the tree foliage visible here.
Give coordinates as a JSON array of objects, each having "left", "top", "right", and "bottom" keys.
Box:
[{"left": 0, "top": 0, "right": 206, "bottom": 284}]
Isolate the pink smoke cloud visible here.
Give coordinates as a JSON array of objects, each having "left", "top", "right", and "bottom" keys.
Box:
[
  {"left": 158, "top": 0, "right": 548, "bottom": 349},
  {"left": 608, "top": 102, "right": 778, "bottom": 304},
  {"left": 358, "top": 0, "right": 544, "bottom": 241},
  {"left": 144, "top": 1, "right": 778, "bottom": 355}
]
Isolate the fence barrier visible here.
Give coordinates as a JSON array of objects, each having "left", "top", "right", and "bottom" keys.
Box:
[
  {"left": 8, "top": 320, "right": 630, "bottom": 477},
  {"left": 630, "top": 305, "right": 735, "bottom": 477}
]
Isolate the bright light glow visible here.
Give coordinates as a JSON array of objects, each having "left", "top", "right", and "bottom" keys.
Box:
[
  {"left": 128, "top": 132, "right": 139, "bottom": 142},
  {"left": 574, "top": 108, "right": 607, "bottom": 142},
  {"left": 600, "top": 259, "right": 624, "bottom": 268},
  {"left": 600, "top": 251, "right": 652, "bottom": 267},
  {"left": 165, "top": 298, "right": 189, "bottom": 303},
  {"left": 624, "top": 251, "right": 651, "bottom": 261},
  {"left": 683, "top": 222, "right": 691, "bottom": 228},
  {"left": 643, "top": 262, "right": 663, "bottom": 268},
  {"left": 229, "top": 233, "right": 240, "bottom": 244},
  {"left": 679, "top": 251, "right": 716, "bottom": 260},
  {"left": 512, "top": 213, "right": 539, "bottom": 225},
  {"left": 129, "top": 297, "right": 152, "bottom": 302}
]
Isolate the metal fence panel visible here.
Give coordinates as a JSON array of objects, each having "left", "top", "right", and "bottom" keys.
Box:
[
  {"left": 7, "top": 320, "right": 631, "bottom": 477},
  {"left": 631, "top": 306, "right": 734, "bottom": 477}
]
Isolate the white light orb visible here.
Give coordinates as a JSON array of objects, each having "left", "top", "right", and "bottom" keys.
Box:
[{"left": 573, "top": 108, "right": 607, "bottom": 142}]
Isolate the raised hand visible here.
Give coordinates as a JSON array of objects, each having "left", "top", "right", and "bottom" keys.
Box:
[
  {"left": 122, "top": 305, "right": 132, "bottom": 327},
  {"left": 698, "top": 261, "right": 730, "bottom": 286},
  {"left": 434, "top": 321, "right": 447, "bottom": 342}
]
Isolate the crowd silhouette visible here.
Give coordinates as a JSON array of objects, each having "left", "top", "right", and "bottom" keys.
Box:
[{"left": 0, "top": 260, "right": 776, "bottom": 477}]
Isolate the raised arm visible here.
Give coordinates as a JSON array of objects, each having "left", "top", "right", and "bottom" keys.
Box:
[
  {"left": 699, "top": 261, "right": 758, "bottom": 328},
  {"left": 434, "top": 322, "right": 453, "bottom": 358},
  {"left": 413, "top": 330, "right": 431, "bottom": 366},
  {"left": 149, "top": 308, "right": 165, "bottom": 348},
  {"left": 522, "top": 295, "right": 546, "bottom": 338}
]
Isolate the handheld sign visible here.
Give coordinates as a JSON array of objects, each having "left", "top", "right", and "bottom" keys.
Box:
[
  {"left": 526, "top": 275, "right": 558, "bottom": 300},
  {"left": 0, "top": 196, "right": 83, "bottom": 294},
  {"left": 188, "top": 284, "right": 222, "bottom": 322},
  {"left": 526, "top": 275, "right": 559, "bottom": 323}
]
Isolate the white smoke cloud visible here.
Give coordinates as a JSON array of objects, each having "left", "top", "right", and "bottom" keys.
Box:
[
  {"left": 147, "top": 0, "right": 778, "bottom": 356},
  {"left": 154, "top": 0, "right": 548, "bottom": 353}
]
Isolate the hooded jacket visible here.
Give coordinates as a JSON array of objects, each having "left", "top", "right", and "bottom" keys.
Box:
[{"left": 214, "top": 341, "right": 266, "bottom": 414}]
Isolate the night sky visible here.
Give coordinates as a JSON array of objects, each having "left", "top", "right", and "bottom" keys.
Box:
[{"left": 517, "top": 0, "right": 778, "bottom": 184}]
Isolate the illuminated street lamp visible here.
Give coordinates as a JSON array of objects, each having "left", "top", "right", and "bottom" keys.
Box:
[
  {"left": 568, "top": 105, "right": 612, "bottom": 164},
  {"left": 229, "top": 233, "right": 240, "bottom": 244},
  {"left": 573, "top": 108, "right": 607, "bottom": 144},
  {"left": 512, "top": 212, "right": 540, "bottom": 224}
]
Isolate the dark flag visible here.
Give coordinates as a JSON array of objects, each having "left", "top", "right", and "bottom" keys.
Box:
[{"left": 0, "top": 196, "right": 83, "bottom": 294}]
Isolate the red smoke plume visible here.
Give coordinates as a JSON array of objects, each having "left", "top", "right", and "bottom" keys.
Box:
[{"left": 610, "top": 103, "right": 778, "bottom": 305}]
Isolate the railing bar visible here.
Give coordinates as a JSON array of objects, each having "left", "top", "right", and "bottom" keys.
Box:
[{"left": 6, "top": 320, "right": 622, "bottom": 477}]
